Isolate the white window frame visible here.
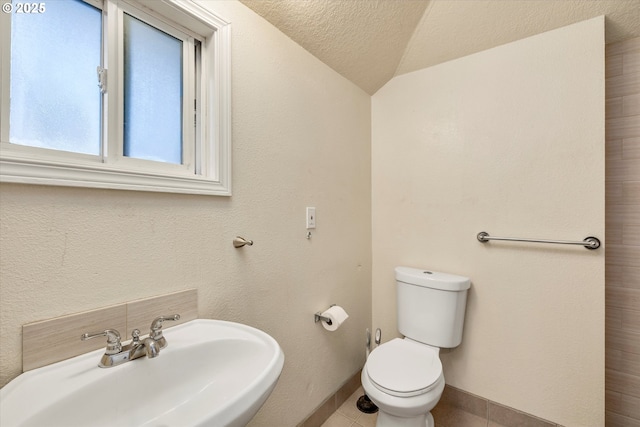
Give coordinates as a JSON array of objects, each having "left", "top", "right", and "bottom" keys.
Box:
[{"left": 0, "top": 0, "right": 232, "bottom": 196}]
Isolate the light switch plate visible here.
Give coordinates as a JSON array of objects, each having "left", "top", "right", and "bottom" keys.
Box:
[{"left": 306, "top": 207, "right": 316, "bottom": 229}]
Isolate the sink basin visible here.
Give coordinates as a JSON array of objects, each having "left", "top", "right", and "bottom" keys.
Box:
[{"left": 0, "top": 319, "right": 284, "bottom": 427}]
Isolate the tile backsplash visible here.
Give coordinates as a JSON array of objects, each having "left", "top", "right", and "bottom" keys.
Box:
[{"left": 22, "top": 289, "right": 197, "bottom": 372}]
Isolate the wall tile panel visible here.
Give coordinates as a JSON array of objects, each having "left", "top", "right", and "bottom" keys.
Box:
[{"left": 606, "top": 36, "right": 640, "bottom": 424}]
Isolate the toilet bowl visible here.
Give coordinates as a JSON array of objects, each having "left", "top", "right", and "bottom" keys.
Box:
[
  {"left": 361, "top": 338, "right": 444, "bottom": 427},
  {"left": 362, "top": 267, "right": 470, "bottom": 427}
]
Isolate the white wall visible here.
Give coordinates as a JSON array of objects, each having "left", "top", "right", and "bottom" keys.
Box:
[
  {"left": 372, "top": 17, "right": 605, "bottom": 427},
  {"left": 0, "top": 1, "right": 371, "bottom": 425}
]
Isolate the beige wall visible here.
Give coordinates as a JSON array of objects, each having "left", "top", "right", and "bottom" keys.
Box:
[
  {"left": 605, "top": 36, "right": 640, "bottom": 425},
  {"left": 372, "top": 17, "right": 605, "bottom": 427},
  {"left": 0, "top": 1, "right": 372, "bottom": 426},
  {"left": 1, "top": 3, "right": 615, "bottom": 426}
]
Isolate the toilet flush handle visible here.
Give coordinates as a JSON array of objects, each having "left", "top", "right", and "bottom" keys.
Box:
[{"left": 375, "top": 328, "right": 381, "bottom": 346}]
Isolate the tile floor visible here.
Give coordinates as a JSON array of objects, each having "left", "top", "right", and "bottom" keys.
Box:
[{"left": 320, "top": 387, "right": 378, "bottom": 427}]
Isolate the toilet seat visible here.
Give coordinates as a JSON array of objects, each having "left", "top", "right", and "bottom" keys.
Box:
[{"left": 366, "top": 338, "right": 442, "bottom": 397}]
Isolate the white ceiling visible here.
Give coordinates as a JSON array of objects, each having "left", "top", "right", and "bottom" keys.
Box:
[{"left": 239, "top": 0, "right": 640, "bottom": 94}]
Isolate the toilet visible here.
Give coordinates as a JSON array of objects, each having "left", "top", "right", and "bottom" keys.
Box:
[{"left": 361, "top": 267, "right": 471, "bottom": 427}]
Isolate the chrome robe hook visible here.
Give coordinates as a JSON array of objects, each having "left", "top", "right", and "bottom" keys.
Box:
[{"left": 233, "top": 236, "right": 254, "bottom": 248}]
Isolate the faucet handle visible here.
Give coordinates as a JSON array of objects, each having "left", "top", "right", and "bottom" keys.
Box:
[
  {"left": 150, "top": 314, "right": 181, "bottom": 332},
  {"left": 149, "top": 314, "right": 180, "bottom": 349},
  {"left": 81, "top": 329, "right": 122, "bottom": 355}
]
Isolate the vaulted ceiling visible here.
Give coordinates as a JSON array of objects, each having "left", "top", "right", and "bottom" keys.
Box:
[{"left": 239, "top": 0, "right": 640, "bottom": 94}]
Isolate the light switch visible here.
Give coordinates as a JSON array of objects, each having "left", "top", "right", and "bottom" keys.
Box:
[{"left": 306, "top": 207, "right": 316, "bottom": 229}]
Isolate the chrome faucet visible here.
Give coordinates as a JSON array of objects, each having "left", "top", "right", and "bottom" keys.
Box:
[
  {"left": 81, "top": 314, "right": 180, "bottom": 368},
  {"left": 129, "top": 329, "right": 160, "bottom": 360}
]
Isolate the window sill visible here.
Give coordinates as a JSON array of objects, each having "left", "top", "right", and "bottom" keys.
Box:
[{"left": 0, "top": 155, "right": 231, "bottom": 196}]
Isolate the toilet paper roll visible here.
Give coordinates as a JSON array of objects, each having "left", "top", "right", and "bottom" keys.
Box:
[{"left": 321, "top": 305, "right": 349, "bottom": 331}]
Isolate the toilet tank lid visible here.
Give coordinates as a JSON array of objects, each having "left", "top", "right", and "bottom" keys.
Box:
[{"left": 395, "top": 267, "right": 470, "bottom": 291}]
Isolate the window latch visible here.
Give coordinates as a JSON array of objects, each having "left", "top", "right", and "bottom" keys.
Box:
[{"left": 97, "top": 66, "right": 107, "bottom": 94}]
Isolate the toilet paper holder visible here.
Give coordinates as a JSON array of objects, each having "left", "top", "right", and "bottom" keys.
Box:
[{"left": 314, "top": 304, "right": 336, "bottom": 325}]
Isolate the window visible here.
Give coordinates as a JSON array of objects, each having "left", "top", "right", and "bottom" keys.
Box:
[{"left": 0, "top": 0, "right": 231, "bottom": 195}]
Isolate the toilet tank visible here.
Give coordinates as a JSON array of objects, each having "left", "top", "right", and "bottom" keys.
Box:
[{"left": 395, "top": 267, "right": 470, "bottom": 348}]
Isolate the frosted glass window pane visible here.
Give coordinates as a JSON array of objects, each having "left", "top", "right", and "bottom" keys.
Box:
[
  {"left": 123, "top": 14, "right": 183, "bottom": 165},
  {"left": 9, "top": 0, "right": 102, "bottom": 155}
]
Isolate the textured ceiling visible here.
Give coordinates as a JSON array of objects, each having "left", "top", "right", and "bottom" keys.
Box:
[
  {"left": 238, "top": 0, "right": 429, "bottom": 94},
  {"left": 240, "top": 0, "right": 640, "bottom": 95}
]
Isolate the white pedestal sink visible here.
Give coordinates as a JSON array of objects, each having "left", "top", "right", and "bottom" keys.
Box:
[{"left": 0, "top": 319, "right": 285, "bottom": 427}]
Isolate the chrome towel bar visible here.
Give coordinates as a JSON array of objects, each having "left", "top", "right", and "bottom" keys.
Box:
[{"left": 477, "top": 231, "right": 600, "bottom": 250}]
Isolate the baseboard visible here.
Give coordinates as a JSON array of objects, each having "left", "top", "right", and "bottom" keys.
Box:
[
  {"left": 298, "top": 377, "right": 562, "bottom": 427},
  {"left": 434, "top": 385, "right": 562, "bottom": 427}
]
